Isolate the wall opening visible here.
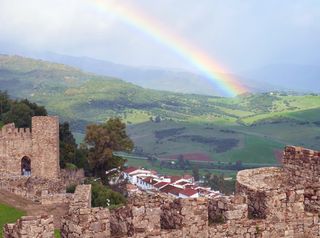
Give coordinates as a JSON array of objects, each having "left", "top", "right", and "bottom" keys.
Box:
[{"left": 21, "top": 156, "right": 31, "bottom": 176}]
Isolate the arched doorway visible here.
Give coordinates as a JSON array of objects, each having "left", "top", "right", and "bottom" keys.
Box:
[{"left": 21, "top": 156, "right": 31, "bottom": 176}]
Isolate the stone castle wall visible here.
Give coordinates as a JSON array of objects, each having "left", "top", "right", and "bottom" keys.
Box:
[
  {"left": 0, "top": 116, "right": 60, "bottom": 180},
  {"left": 4, "top": 215, "right": 54, "bottom": 238},
  {"left": 0, "top": 174, "right": 66, "bottom": 202},
  {"left": 61, "top": 185, "right": 111, "bottom": 238},
  {"left": 3, "top": 146, "right": 320, "bottom": 237},
  {"left": 59, "top": 146, "right": 320, "bottom": 237}
]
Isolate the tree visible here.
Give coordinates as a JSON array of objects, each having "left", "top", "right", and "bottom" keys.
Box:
[
  {"left": 2, "top": 98, "right": 47, "bottom": 128},
  {"left": 192, "top": 165, "right": 200, "bottom": 181},
  {"left": 0, "top": 91, "right": 10, "bottom": 117},
  {"left": 59, "top": 122, "right": 77, "bottom": 168},
  {"left": 20, "top": 99, "right": 47, "bottom": 116},
  {"left": 177, "top": 154, "right": 186, "bottom": 169},
  {"left": 154, "top": 115, "right": 161, "bottom": 123},
  {"left": 2, "top": 102, "right": 34, "bottom": 128},
  {"left": 85, "top": 118, "right": 133, "bottom": 182}
]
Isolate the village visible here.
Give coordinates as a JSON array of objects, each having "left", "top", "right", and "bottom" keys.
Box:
[{"left": 122, "top": 167, "right": 220, "bottom": 198}]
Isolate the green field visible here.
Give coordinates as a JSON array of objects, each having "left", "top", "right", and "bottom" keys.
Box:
[
  {"left": 0, "top": 204, "right": 26, "bottom": 238},
  {"left": 124, "top": 156, "right": 238, "bottom": 179}
]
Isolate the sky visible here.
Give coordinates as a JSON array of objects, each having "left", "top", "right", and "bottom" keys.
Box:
[{"left": 0, "top": 0, "right": 319, "bottom": 74}]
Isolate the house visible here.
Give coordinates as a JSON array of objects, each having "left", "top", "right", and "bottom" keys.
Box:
[
  {"left": 153, "top": 181, "right": 169, "bottom": 190},
  {"left": 179, "top": 188, "right": 199, "bottom": 198},
  {"left": 123, "top": 167, "right": 156, "bottom": 184}
]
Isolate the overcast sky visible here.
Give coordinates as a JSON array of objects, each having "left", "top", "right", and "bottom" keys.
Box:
[{"left": 0, "top": 0, "right": 319, "bottom": 73}]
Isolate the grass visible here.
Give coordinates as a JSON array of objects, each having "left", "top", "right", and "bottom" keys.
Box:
[
  {"left": 0, "top": 204, "right": 26, "bottom": 238},
  {"left": 124, "top": 155, "right": 238, "bottom": 178},
  {"left": 54, "top": 229, "right": 61, "bottom": 238},
  {"left": 215, "top": 135, "right": 283, "bottom": 164}
]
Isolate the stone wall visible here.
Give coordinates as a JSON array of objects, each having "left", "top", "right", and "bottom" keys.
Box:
[
  {"left": 0, "top": 116, "right": 60, "bottom": 180},
  {"left": 208, "top": 194, "right": 248, "bottom": 223},
  {"left": 60, "top": 169, "right": 85, "bottom": 187},
  {"left": 4, "top": 146, "right": 320, "bottom": 237},
  {"left": 3, "top": 215, "right": 54, "bottom": 238},
  {"left": 61, "top": 185, "right": 111, "bottom": 238},
  {"left": 283, "top": 146, "right": 320, "bottom": 213},
  {"left": 40, "top": 190, "right": 74, "bottom": 205},
  {"left": 0, "top": 173, "right": 66, "bottom": 202}
]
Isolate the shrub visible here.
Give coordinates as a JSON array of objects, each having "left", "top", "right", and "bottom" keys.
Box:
[
  {"left": 66, "top": 184, "right": 77, "bottom": 193},
  {"left": 85, "top": 179, "right": 126, "bottom": 208},
  {"left": 65, "top": 163, "right": 78, "bottom": 170}
]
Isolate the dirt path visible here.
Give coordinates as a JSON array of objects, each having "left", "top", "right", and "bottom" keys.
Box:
[{"left": 0, "top": 189, "right": 68, "bottom": 228}]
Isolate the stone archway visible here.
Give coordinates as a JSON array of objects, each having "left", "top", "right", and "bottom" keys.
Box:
[{"left": 21, "top": 156, "right": 31, "bottom": 176}]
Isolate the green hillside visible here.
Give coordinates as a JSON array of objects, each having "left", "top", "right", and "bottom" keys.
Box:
[{"left": 1, "top": 54, "right": 320, "bottom": 171}]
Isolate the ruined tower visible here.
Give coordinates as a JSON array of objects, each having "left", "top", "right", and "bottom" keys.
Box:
[
  {"left": 31, "top": 116, "right": 60, "bottom": 179},
  {"left": 0, "top": 116, "right": 60, "bottom": 179}
]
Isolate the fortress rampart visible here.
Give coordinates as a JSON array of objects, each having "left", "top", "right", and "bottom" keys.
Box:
[{"left": 4, "top": 146, "right": 320, "bottom": 238}]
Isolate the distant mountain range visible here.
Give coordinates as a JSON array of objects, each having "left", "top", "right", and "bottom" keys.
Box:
[
  {"left": 18, "top": 52, "right": 319, "bottom": 95},
  {"left": 19, "top": 52, "right": 282, "bottom": 96}
]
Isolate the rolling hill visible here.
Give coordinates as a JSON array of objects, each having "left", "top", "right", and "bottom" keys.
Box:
[
  {"left": 21, "top": 52, "right": 279, "bottom": 96},
  {"left": 1, "top": 54, "right": 320, "bottom": 173}
]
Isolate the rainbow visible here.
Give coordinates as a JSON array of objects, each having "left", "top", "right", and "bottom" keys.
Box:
[{"left": 87, "top": 0, "right": 248, "bottom": 96}]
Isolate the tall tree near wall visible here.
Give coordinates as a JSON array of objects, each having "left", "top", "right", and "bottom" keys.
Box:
[
  {"left": 59, "top": 122, "right": 77, "bottom": 168},
  {"left": 0, "top": 91, "right": 10, "bottom": 118},
  {"left": 192, "top": 165, "right": 200, "bottom": 181},
  {"left": 85, "top": 118, "right": 133, "bottom": 182},
  {"left": 0, "top": 94, "right": 47, "bottom": 128}
]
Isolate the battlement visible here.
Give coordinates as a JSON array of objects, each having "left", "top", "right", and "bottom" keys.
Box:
[{"left": 0, "top": 124, "right": 31, "bottom": 139}]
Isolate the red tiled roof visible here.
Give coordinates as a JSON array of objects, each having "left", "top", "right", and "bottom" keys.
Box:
[
  {"left": 164, "top": 176, "right": 182, "bottom": 183},
  {"left": 176, "top": 181, "right": 189, "bottom": 186},
  {"left": 159, "top": 184, "right": 175, "bottom": 193},
  {"left": 179, "top": 188, "right": 198, "bottom": 197},
  {"left": 150, "top": 180, "right": 159, "bottom": 185},
  {"left": 143, "top": 176, "right": 154, "bottom": 183},
  {"left": 123, "top": 167, "right": 138, "bottom": 174},
  {"left": 168, "top": 187, "right": 184, "bottom": 196},
  {"left": 185, "top": 184, "right": 196, "bottom": 189},
  {"left": 159, "top": 184, "right": 183, "bottom": 195},
  {"left": 154, "top": 182, "right": 169, "bottom": 189}
]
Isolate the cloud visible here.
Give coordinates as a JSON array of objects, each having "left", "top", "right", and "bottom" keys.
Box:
[{"left": 0, "top": 0, "right": 319, "bottom": 72}]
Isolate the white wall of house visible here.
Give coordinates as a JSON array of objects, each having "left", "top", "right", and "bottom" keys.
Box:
[
  {"left": 136, "top": 177, "right": 154, "bottom": 190},
  {"left": 178, "top": 192, "right": 199, "bottom": 199}
]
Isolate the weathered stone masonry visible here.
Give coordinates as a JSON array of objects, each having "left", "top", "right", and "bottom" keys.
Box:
[
  {"left": 0, "top": 116, "right": 60, "bottom": 179},
  {"left": 4, "top": 146, "right": 320, "bottom": 237}
]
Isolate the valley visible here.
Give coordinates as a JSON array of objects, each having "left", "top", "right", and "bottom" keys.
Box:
[{"left": 1, "top": 54, "right": 320, "bottom": 177}]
